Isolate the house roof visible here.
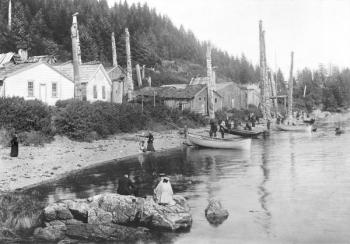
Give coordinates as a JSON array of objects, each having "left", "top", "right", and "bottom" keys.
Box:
[
  {"left": 0, "top": 52, "right": 15, "bottom": 66},
  {"left": 0, "top": 62, "right": 73, "bottom": 82},
  {"left": 189, "top": 77, "right": 209, "bottom": 85},
  {"left": 53, "top": 62, "right": 111, "bottom": 84},
  {"left": 136, "top": 84, "right": 207, "bottom": 99},
  {"left": 161, "top": 84, "right": 187, "bottom": 89},
  {"left": 216, "top": 82, "right": 234, "bottom": 90}
]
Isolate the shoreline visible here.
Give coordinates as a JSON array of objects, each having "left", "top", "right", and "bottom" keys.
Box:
[{"left": 0, "top": 128, "right": 205, "bottom": 192}]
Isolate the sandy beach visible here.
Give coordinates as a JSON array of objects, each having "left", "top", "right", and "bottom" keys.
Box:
[{"left": 0, "top": 129, "right": 204, "bottom": 192}]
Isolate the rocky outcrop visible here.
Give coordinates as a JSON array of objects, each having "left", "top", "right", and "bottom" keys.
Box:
[
  {"left": 34, "top": 193, "right": 192, "bottom": 242},
  {"left": 205, "top": 199, "right": 229, "bottom": 225}
]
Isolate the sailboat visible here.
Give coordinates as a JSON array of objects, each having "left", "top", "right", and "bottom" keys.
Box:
[{"left": 275, "top": 52, "right": 312, "bottom": 132}]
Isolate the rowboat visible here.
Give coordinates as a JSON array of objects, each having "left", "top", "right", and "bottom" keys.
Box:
[
  {"left": 225, "top": 128, "right": 263, "bottom": 138},
  {"left": 275, "top": 124, "right": 312, "bottom": 132},
  {"left": 187, "top": 133, "right": 251, "bottom": 150},
  {"left": 303, "top": 118, "right": 315, "bottom": 124}
]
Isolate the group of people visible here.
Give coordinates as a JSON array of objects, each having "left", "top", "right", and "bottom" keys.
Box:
[
  {"left": 209, "top": 113, "right": 259, "bottom": 138},
  {"left": 117, "top": 173, "right": 175, "bottom": 205}
]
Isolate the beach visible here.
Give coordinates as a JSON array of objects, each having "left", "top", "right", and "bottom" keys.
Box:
[{"left": 0, "top": 129, "right": 203, "bottom": 192}]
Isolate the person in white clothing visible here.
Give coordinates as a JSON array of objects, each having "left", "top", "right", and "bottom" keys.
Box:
[{"left": 154, "top": 177, "right": 175, "bottom": 205}]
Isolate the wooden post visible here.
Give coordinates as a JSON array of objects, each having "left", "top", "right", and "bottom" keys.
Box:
[
  {"left": 141, "top": 94, "right": 144, "bottom": 113},
  {"left": 8, "top": 0, "right": 11, "bottom": 31},
  {"left": 288, "top": 52, "right": 294, "bottom": 120},
  {"left": 207, "top": 43, "right": 215, "bottom": 119},
  {"left": 303, "top": 85, "right": 307, "bottom": 98},
  {"left": 147, "top": 76, "right": 152, "bottom": 87},
  {"left": 71, "top": 12, "right": 82, "bottom": 100},
  {"left": 136, "top": 64, "right": 142, "bottom": 87},
  {"left": 125, "top": 28, "right": 133, "bottom": 101},
  {"left": 111, "top": 32, "right": 117, "bottom": 67},
  {"left": 142, "top": 65, "right": 145, "bottom": 79},
  {"left": 153, "top": 91, "right": 156, "bottom": 107}
]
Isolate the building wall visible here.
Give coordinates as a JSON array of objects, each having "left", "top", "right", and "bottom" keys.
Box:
[
  {"left": 191, "top": 88, "right": 208, "bottom": 114},
  {"left": 216, "top": 83, "right": 242, "bottom": 110},
  {"left": 86, "top": 67, "right": 112, "bottom": 102},
  {"left": 164, "top": 99, "right": 191, "bottom": 111},
  {"left": 3, "top": 63, "right": 74, "bottom": 106}
]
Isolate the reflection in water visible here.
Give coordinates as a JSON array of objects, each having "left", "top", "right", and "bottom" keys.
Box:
[{"left": 258, "top": 140, "right": 271, "bottom": 235}]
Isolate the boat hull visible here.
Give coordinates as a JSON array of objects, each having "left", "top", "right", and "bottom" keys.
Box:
[
  {"left": 275, "top": 124, "right": 312, "bottom": 132},
  {"left": 225, "top": 128, "right": 263, "bottom": 138},
  {"left": 187, "top": 133, "right": 251, "bottom": 150}
]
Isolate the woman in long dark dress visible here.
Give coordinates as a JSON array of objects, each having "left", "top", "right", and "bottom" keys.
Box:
[
  {"left": 146, "top": 133, "right": 155, "bottom": 152},
  {"left": 10, "top": 133, "right": 19, "bottom": 157}
]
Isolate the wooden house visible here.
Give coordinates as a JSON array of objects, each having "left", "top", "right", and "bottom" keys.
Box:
[
  {"left": 0, "top": 62, "right": 74, "bottom": 105},
  {"left": 54, "top": 62, "right": 112, "bottom": 102},
  {"left": 135, "top": 84, "right": 223, "bottom": 115},
  {"left": 240, "top": 84, "right": 260, "bottom": 108}
]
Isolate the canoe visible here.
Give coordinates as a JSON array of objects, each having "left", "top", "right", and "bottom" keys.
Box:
[
  {"left": 275, "top": 124, "right": 312, "bottom": 132},
  {"left": 303, "top": 118, "right": 315, "bottom": 124},
  {"left": 187, "top": 133, "right": 251, "bottom": 150},
  {"left": 225, "top": 128, "right": 263, "bottom": 138}
]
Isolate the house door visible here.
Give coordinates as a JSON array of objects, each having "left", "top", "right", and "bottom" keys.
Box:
[{"left": 39, "top": 84, "right": 47, "bottom": 103}]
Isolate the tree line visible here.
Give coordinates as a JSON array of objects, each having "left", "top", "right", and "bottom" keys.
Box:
[{"left": 0, "top": 0, "right": 259, "bottom": 84}]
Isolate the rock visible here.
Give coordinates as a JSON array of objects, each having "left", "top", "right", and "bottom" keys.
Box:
[
  {"left": 88, "top": 208, "right": 113, "bottom": 224},
  {"left": 65, "top": 223, "right": 150, "bottom": 241},
  {"left": 44, "top": 203, "right": 73, "bottom": 221},
  {"left": 33, "top": 225, "right": 66, "bottom": 241},
  {"left": 62, "top": 199, "right": 90, "bottom": 222},
  {"left": 140, "top": 195, "right": 192, "bottom": 231},
  {"left": 205, "top": 199, "right": 229, "bottom": 225},
  {"left": 88, "top": 194, "right": 139, "bottom": 224}
]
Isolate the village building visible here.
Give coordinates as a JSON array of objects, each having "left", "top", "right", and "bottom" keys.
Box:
[
  {"left": 240, "top": 83, "right": 260, "bottom": 108},
  {"left": 54, "top": 62, "right": 112, "bottom": 102},
  {"left": 190, "top": 77, "right": 249, "bottom": 110},
  {"left": 105, "top": 65, "right": 127, "bottom": 104},
  {"left": 0, "top": 62, "right": 74, "bottom": 105},
  {"left": 135, "top": 84, "right": 223, "bottom": 114}
]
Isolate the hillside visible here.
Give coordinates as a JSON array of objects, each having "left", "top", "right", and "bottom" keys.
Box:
[{"left": 0, "top": 0, "right": 259, "bottom": 85}]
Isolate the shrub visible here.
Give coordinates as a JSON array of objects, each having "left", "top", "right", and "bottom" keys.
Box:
[
  {"left": 0, "top": 97, "right": 52, "bottom": 133},
  {"left": 19, "top": 131, "right": 53, "bottom": 147}
]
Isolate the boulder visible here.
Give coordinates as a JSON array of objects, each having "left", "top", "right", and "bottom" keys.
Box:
[
  {"left": 205, "top": 199, "right": 229, "bottom": 225},
  {"left": 44, "top": 203, "right": 73, "bottom": 221},
  {"left": 88, "top": 208, "right": 113, "bottom": 225},
  {"left": 65, "top": 223, "right": 150, "bottom": 241},
  {"left": 63, "top": 199, "right": 90, "bottom": 222}
]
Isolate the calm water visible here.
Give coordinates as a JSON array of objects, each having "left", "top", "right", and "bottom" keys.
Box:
[{"left": 22, "top": 121, "right": 350, "bottom": 244}]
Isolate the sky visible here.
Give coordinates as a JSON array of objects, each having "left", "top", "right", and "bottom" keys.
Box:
[{"left": 108, "top": 0, "right": 350, "bottom": 77}]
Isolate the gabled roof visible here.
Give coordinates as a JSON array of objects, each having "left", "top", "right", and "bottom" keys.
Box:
[
  {"left": 0, "top": 52, "right": 15, "bottom": 66},
  {"left": 189, "top": 77, "right": 209, "bottom": 85},
  {"left": 0, "top": 62, "right": 73, "bottom": 82},
  {"left": 136, "top": 84, "right": 214, "bottom": 99},
  {"left": 53, "top": 62, "right": 111, "bottom": 85}
]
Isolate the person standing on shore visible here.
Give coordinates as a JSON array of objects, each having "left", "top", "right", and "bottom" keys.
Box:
[
  {"left": 154, "top": 176, "right": 175, "bottom": 205},
  {"left": 10, "top": 132, "right": 18, "bottom": 157},
  {"left": 209, "top": 120, "right": 217, "bottom": 137},
  {"left": 146, "top": 132, "right": 155, "bottom": 152}
]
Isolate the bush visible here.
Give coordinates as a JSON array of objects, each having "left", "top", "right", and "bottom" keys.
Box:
[
  {"left": 19, "top": 131, "right": 53, "bottom": 146},
  {"left": 0, "top": 97, "right": 52, "bottom": 133}
]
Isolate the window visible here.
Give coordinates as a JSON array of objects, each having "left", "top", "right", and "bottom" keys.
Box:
[
  {"left": 198, "top": 97, "right": 201, "bottom": 100},
  {"left": 178, "top": 102, "right": 183, "bottom": 110},
  {"left": 93, "top": 85, "right": 97, "bottom": 99},
  {"left": 52, "top": 83, "right": 57, "bottom": 97},
  {"left": 102, "top": 86, "right": 106, "bottom": 99},
  {"left": 215, "top": 98, "right": 217, "bottom": 103},
  {"left": 28, "top": 81, "right": 34, "bottom": 97}
]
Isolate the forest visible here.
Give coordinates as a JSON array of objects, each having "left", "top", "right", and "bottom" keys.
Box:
[
  {"left": 0, "top": 0, "right": 349, "bottom": 111},
  {"left": 0, "top": 0, "right": 259, "bottom": 84}
]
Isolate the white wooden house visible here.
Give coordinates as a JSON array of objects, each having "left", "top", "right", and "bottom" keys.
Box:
[
  {"left": 54, "top": 62, "right": 112, "bottom": 102},
  {"left": 0, "top": 62, "right": 74, "bottom": 105}
]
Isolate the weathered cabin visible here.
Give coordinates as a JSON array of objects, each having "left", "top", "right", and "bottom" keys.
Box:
[
  {"left": 135, "top": 84, "right": 223, "bottom": 115},
  {"left": 240, "top": 83, "right": 260, "bottom": 108},
  {"left": 54, "top": 62, "right": 112, "bottom": 102},
  {"left": 0, "top": 62, "right": 74, "bottom": 105}
]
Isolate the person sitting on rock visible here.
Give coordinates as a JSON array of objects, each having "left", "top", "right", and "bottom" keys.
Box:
[
  {"left": 117, "top": 173, "right": 136, "bottom": 196},
  {"left": 154, "top": 177, "right": 175, "bottom": 205}
]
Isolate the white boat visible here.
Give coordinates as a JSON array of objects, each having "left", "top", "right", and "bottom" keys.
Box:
[
  {"left": 187, "top": 133, "right": 251, "bottom": 150},
  {"left": 275, "top": 124, "right": 312, "bottom": 132}
]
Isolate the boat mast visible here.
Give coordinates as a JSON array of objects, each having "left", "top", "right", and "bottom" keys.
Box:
[
  {"left": 288, "top": 51, "right": 294, "bottom": 120},
  {"left": 207, "top": 43, "right": 215, "bottom": 119}
]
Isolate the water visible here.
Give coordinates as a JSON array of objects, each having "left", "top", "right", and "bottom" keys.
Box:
[{"left": 20, "top": 121, "right": 350, "bottom": 243}]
